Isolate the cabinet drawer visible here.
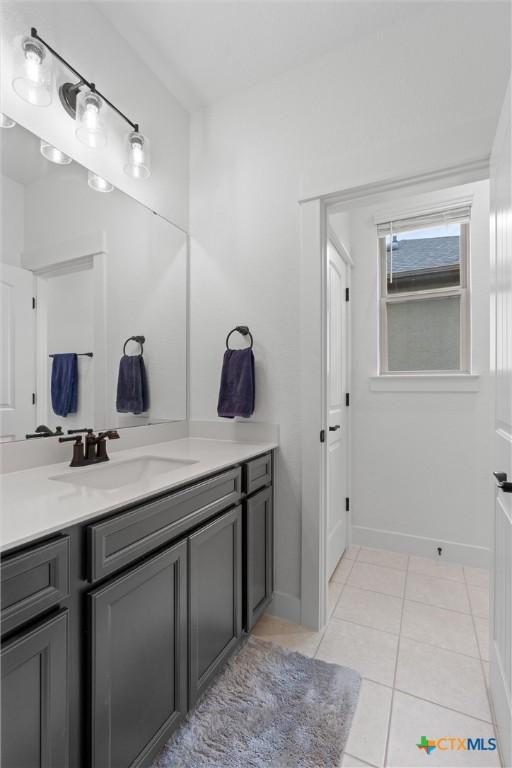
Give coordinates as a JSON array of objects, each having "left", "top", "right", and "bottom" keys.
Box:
[
  {"left": 87, "top": 467, "right": 242, "bottom": 582},
  {"left": 1, "top": 537, "right": 70, "bottom": 636},
  {"left": 244, "top": 453, "right": 272, "bottom": 495}
]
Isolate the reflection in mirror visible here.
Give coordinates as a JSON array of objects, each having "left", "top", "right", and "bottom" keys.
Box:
[{"left": 0, "top": 119, "right": 187, "bottom": 442}]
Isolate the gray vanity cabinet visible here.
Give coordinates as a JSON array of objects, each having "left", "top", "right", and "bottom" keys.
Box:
[
  {"left": 89, "top": 540, "right": 188, "bottom": 768},
  {"left": 244, "top": 485, "right": 274, "bottom": 631},
  {"left": 1, "top": 610, "right": 69, "bottom": 768},
  {"left": 189, "top": 505, "right": 242, "bottom": 706},
  {"left": 1, "top": 451, "right": 274, "bottom": 768}
]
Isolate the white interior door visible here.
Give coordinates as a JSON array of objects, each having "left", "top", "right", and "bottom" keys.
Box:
[
  {"left": 490, "top": 80, "right": 512, "bottom": 768},
  {"left": 326, "top": 239, "right": 350, "bottom": 578},
  {"left": 0, "top": 263, "right": 35, "bottom": 441}
]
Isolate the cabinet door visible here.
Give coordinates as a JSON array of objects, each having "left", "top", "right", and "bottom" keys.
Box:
[
  {"left": 1, "top": 610, "right": 69, "bottom": 768},
  {"left": 189, "top": 506, "right": 242, "bottom": 706},
  {"left": 89, "top": 541, "right": 187, "bottom": 768},
  {"left": 244, "top": 487, "right": 274, "bottom": 631}
]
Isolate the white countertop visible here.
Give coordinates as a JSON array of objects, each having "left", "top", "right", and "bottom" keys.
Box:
[{"left": 0, "top": 437, "right": 277, "bottom": 553}]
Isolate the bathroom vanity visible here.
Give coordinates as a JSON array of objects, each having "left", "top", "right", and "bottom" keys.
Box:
[{"left": 0, "top": 439, "right": 276, "bottom": 768}]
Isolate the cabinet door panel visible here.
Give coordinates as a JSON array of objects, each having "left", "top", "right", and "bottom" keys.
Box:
[
  {"left": 189, "top": 506, "right": 242, "bottom": 706},
  {"left": 1, "top": 610, "right": 69, "bottom": 768},
  {"left": 245, "top": 487, "right": 274, "bottom": 631},
  {"left": 89, "top": 541, "right": 187, "bottom": 768}
]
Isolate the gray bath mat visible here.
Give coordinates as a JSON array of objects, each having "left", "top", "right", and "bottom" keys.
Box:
[{"left": 152, "top": 635, "right": 361, "bottom": 768}]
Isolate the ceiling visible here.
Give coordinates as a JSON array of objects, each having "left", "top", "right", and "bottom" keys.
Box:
[{"left": 97, "top": 1, "right": 431, "bottom": 111}]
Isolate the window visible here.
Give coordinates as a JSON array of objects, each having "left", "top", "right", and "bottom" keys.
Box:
[{"left": 378, "top": 205, "right": 470, "bottom": 374}]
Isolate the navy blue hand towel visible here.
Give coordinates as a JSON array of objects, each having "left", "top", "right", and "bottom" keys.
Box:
[
  {"left": 51, "top": 353, "right": 78, "bottom": 417},
  {"left": 116, "top": 355, "right": 149, "bottom": 414},
  {"left": 217, "top": 348, "right": 255, "bottom": 419}
]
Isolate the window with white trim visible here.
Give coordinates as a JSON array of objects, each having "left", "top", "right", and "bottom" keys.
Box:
[{"left": 378, "top": 204, "right": 471, "bottom": 374}]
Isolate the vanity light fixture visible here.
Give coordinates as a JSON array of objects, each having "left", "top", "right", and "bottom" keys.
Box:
[
  {"left": 0, "top": 113, "right": 16, "bottom": 128},
  {"left": 75, "top": 87, "right": 107, "bottom": 148},
  {"left": 87, "top": 171, "right": 114, "bottom": 193},
  {"left": 40, "top": 139, "right": 72, "bottom": 165},
  {"left": 12, "top": 28, "right": 151, "bottom": 179},
  {"left": 124, "top": 130, "right": 151, "bottom": 179},
  {"left": 12, "top": 34, "right": 53, "bottom": 106}
]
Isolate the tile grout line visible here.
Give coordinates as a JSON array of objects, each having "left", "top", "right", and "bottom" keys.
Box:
[
  {"left": 329, "top": 552, "right": 357, "bottom": 619},
  {"left": 343, "top": 753, "right": 379, "bottom": 768},
  {"left": 401, "top": 594, "right": 473, "bottom": 617},
  {"left": 340, "top": 583, "right": 405, "bottom": 600},
  {"left": 391, "top": 687, "right": 495, "bottom": 726},
  {"left": 320, "top": 554, "right": 356, "bottom": 660},
  {"left": 382, "top": 554, "right": 409, "bottom": 768},
  {"left": 345, "top": 671, "right": 497, "bottom": 727},
  {"left": 328, "top": 614, "right": 483, "bottom": 661},
  {"left": 344, "top": 580, "right": 479, "bottom": 618}
]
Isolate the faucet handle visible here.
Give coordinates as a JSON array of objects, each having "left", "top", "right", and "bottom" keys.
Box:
[
  {"left": 59, "top": 435, "right": 83, "bottom": 444},
  {"left": 98, "top": 430, "right": 120, "bottom": 440},
  {"left": 67, "top": 428, "right": 93, "bottom": 435}
]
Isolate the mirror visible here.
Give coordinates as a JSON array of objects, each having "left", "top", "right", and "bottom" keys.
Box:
[{"left": 1, "top": 119, "right": 187, "bottom": 442}]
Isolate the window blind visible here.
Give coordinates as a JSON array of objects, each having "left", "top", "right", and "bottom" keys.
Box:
[{"left": 376, "top": 203, "right": 471, "bottom": 237}]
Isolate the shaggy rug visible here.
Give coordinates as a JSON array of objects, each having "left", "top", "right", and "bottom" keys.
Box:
[{"left": 152, "top": 636, "right": 361, "bottom": 768}]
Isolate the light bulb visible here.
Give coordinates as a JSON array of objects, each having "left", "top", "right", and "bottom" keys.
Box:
[
  {"left": 88, "top": 171, "right": 113, "bottom": 193},
  {"left": 76, "top": 89, "right": 107, "bottom": 148},
  {"left": 40, "top": 139, "right": 72, "bottom": 165},
  {"left": 12, "top": 36, "right": 52, "bottom": 106},
  {"left": 0, "top": 113, "right": 16, "bottom": 128},
  {"left": 124, "top": 130, "right": 150, "bottom": 179},
  {"left": 85, "top": 101, "right": 99, "bottom": 131}
]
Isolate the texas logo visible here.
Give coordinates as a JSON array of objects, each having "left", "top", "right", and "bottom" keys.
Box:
[{"left": 417, "top": 736, "right": 497, "bottom": 754}]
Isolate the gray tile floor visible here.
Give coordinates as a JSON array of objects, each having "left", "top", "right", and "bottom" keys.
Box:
[{"left": 253, "top": 546, "right": 498, "bottom": 768}]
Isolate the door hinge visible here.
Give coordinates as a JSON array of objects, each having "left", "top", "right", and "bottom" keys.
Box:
[
  {"left": 345, "top": 497, "right": 350, "bottom": 512},
  {"left": 345, "top": 287, "right": 350, "bottom": 302},
  {"left": 345, "top": 393, "right": 350, "bottom": 406},
  {"left": 320, "top": 429, "right": 326, "bottom": 443},
  {"left": 32, "top": 392, "right": 36, "bottom": 405},
  {"left": 32, "top": 297, "right": 36, "bottom": 309}
]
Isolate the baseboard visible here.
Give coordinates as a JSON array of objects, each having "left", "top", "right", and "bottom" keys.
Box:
[
  {"left": 352, "top": 525, "right": 490, "bottom": 568},
  {"left": 265, "top": 591, "right": 302, "bottom": 625}
]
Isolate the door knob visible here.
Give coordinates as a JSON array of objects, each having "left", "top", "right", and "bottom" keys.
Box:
[
  {"left": 329, "top": 425, "right": 341, "bottom": 432},
  {"left": 493, "top": 472, "right": 512, "bottom": 493}
]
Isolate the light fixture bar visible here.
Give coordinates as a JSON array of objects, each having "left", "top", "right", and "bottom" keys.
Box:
[{"left": 30, "top": 27, "right": 139, "bottom": 132}]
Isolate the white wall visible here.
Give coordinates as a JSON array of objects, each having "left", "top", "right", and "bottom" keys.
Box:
[
  {"left": 1, "top": 174, "right": 24, "bottom": 266},
  {"left": 189, "top": 4, "right": 509, "bottom": 614},
  {"left": 45, "top": 267, "right": 94, "bottom": 430},
  {"left": 349, "top": 181, "right": 492, "bottom": 566},
  {"left": 0, "top": 1, "right": 189, "bottom": 229}
]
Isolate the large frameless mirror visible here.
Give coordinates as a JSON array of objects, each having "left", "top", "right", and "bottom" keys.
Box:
[{"left": 0, "top": 118, "right": 187, "bottom": 442}]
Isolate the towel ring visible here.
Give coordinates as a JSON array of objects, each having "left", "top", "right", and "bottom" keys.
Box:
[
  {"left": 123, "top": 335, "right": 145, "bottom": 355},
  {"left": 226, "top": 326, "right": 253, "bottom": 350}
]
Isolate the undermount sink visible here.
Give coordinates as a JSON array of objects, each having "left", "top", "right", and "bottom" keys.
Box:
[{"left": 50, "top": 455, "right": 198, "bottom": 491}]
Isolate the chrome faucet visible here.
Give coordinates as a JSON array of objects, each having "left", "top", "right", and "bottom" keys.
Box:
[{"left": 59, "top": 429, "right": 120, "bottom": 467}]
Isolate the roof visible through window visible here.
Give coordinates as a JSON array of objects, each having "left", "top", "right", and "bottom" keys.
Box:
[{"left": 386, "top": 223, "right": 461, "bottom": 294}]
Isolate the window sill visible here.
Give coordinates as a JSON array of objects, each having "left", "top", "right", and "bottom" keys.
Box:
[{"left": 370, "top": 374, "right": 480, "bottom": 393}]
